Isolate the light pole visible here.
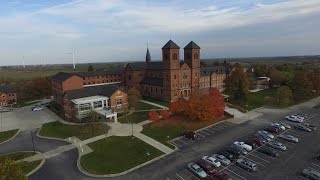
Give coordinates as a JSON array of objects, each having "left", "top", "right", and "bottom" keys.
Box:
[{"left": 67, "top": 52, "right": 76, "bottom": 70}]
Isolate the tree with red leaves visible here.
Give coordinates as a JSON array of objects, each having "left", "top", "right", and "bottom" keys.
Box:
[
  {"left": 159, "top": 110, "right": 170, "bottom": 119},
  {"left": 148, "top": 111, "right": 159, "bottom": 121}
]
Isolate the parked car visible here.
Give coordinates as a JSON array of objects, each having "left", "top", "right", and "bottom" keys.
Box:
[
  {"left": 184, "top": 132, "right": 196, "bottom": 140},
  {"left": 258, "top": 147, "right": 280, "bottom": 157},
  {"left": 316, "top": 154, "right": 320, "bottom": 161},
  {"left": 211, "top": 170, "right": 233, "bottom": 180},
  {"left": 294, "top": 124, "right": 312, "bottom": 132},
  {"left": 197, "top": 159, "right": 216, "bottom": 174},
  {"left": 247, "top": 137, "right": 265, "bottom": 145},
  {"left": 264, "top": 127, "right": 280, "bottom": 134},
  {"left": 258, "top": 130, "right": 274, "bottom": 139},
  {"left": 267, "top": 141, "right": 287, "bottom": 151},
  {"left": 217, "top": 150, "right": 235, "bottom": 161},
  {"left": 277, "top": 134, "right": 299, "bottom": 143},
  {"left": 280, "top": 122, "right": 291, "bottom": 129},
  {"left": 301, "top": 168, "right": 320, "bottom": 180},
  {"left": 233, "top": 141, "right": 252, "bottom": 151},
  {"left": 254, "top": 132, "right": 271, "bottom": 142},
  {"left": 31, "top": 106, "right": 44, "bottom": 111},
  {"left": 286, "top": 115, "right": 303, "bottom": 123},
  {"left": 187, "top": 163, "right": 207, "bottom": 178},
  {"left": 271, "top": 123, "right": 286, "bottom": 130},
  {"left": 202, "top": 156, "right": 221, "bottom": 167},
  {"left": 212, "top": 154, "right": 231, "bottom": 166},
  {"left": 302, "top": 123, "right": 317, "bottom": 131},
  {"left": 235, "top": 159, "right": 257, "bottom": 172},
  {"left": 244, "top": 139, "right": 259, "bottom": 148},
  {"left": 294, "top": 113, "right": 308, "bottom": 119},
  {"left": 230, "top": 144, "right": 247, "bottom": 155}
]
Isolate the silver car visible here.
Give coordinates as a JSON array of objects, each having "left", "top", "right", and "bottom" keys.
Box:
[
  {"left": 267, "top": 141, "right": 287, "bottom": 151},
  {"left": 278, "top": 134, "right": 299, "bottom": 143},
  {"left": 236, "top": 159, "right": 257, "bottom": 172},
  {"left": 187, "top": 163, "right": 207, "bottom": 178},
  {"left": 212, "top": 154, "right": 231, "bottom": 166},
  {"left": 302, "top": 168, "right": 320, "bottom": 180},
  {"left": 258, "top": 131, "right": 274, "bottom": 139}
]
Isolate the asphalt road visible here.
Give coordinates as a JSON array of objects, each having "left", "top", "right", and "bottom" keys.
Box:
[{"left": 0, "top": 103, "right": 319, "bottom": 180}]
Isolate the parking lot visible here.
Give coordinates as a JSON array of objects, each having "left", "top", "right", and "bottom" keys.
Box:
[
  {"left": 170, "top": 121, "right": 235, "bottom": 149},
  {"left": 166, "top": 109, "right": 320, "bottom": 180}
]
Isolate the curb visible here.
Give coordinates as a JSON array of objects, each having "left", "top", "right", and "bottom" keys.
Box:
[
  {"left": 0, "top": 129, "right": 20, "bottom": 145},
  {"left": 77, "top": 151, "right": 171, "bottom": 178}
]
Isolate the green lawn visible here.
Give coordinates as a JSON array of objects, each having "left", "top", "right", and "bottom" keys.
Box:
[
  {"left": 136, "top": 101, "right": 159, "bottom": 110},
  {"left": 0, "top": 129, "right": 19, "bottom": 143},
  {"left": 80, "top": 136, "right": 164, "bottom": 174},
  {"left": 39, "top": 121, "right": 109, "bottom": 140},
  {"left": 118, "top": 112, "right": 149, "bottom": 124},
  {"left": 141, "top": 115, "right": 226, "bottom": 149},
  {"left": 227, "top": 89, "right": 276, "bottom": 110},
  {"left": 0, "top": 152, "right": 42, "bottom": 175},
  {"left": 142, "top": 96, "right": 170, "bottom": 107}
]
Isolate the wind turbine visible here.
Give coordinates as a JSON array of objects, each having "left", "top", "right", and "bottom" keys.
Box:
[
  {"left": 22, "top": 56, "right": 26, "bottom": 68},
  {"left": 67, "top": 52, "right": 76, "bottom": 70}
]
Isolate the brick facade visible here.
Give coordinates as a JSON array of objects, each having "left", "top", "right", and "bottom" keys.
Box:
[{"left": 0, "top": 86, "right": 17, "bottom": 106}]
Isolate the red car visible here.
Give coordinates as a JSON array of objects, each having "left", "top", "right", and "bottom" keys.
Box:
[
  {"left": 247, "top": 137, "right": 264, "bottom": 146},
  {"left": 183, "top": 132, "right": 196, "bottom": 140},
  {"left": 264, "top": 127, "right": 279, "bottom": 134},
  {"left": 197, "top": 159, "right": 216, "bottom": 174},
  {"left": 206, "top": 170, "right": 232, "bottom": 180}
]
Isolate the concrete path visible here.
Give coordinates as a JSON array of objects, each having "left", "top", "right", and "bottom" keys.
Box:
[
  {"left": 224, "top": 106, "right": 246, "bottom": 118},
  {"left": 137, "top": 120, "right": 152, "bottom": 126},
  {"left": 134, "top": 133, "right": 173, "bottom": 154},
  {"left": 139, "top": 100, "right": 168, "bottom": 110}
]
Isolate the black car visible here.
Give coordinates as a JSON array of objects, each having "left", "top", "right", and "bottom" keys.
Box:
[
  {"left": 294, "top": 124, "right": 312, "bottom": 132},
  {"left": 218, "top": 150, "right": 236, "bottom": 161},
  {"left": 230, "top": 144, "right": 248, "bottom": 155},
  {"left": 258, "top": 147, "right": 279, "bottom": 157},
  {"left": 302, "top": 123, "right": 317, "bottom": 131},
  {"left": 244, "top": 139, "right": 258, "bottom": 149},
  {"left": 183, "top": 132, "right": 197, "bottom": 140}
]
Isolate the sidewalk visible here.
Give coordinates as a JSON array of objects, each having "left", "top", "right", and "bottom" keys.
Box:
[
  {"left": 134, "top": 133, "right": 173, "bottom": 154},
  {"left": 139, "top": 100, "right": 168, "bottom": 110}
]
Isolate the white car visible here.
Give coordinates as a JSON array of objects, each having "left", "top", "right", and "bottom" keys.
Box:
[
  {"left": 187, "top": 163, "right": 207, "bottom": 178},
  {"left": 234, "top": 141, "right": 252, "bottom": 151},
  {"left": 271, "top": 123, "right": 286, "bottom": 130},
  {"left": 286, "top": 115, "right": 303, "bottom": 123},
  {"left": 32, "top": 106, "right": 44, "bottom": 111},
  {"left": 202, "top": 156, "right": 221, "bottom": 167}
]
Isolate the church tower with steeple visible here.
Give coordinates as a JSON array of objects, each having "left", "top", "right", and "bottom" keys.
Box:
[{"left": 146, "top": 47, "right": 151, "bottom": 63}]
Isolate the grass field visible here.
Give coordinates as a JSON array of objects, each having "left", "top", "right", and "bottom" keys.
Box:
[
  {"left": 118, "top": 112, "right": 149, "bottom": 124},
  {"left": 227, "top": 89, "right": 276, "bottom": 110},
  {"left": 142, "top": 96, "right": 170, "bottom": 107},
  {"left": 0, "top": 152, "right": 42, "bottom": 175},
  {"left": 80, "top": 136, "right": 164, "bottom": 174},
  {"left": 39, "top": 121, "right": 109, "bottom": 140},
  {"left": 0, "top": 129, "right": 19, "bottom": 144},
  {"left": 136, "top": 101, "right": 159, "bottom": 110},
  {"left": 141, "top": 114, "right": 226, "bottom": 149}
]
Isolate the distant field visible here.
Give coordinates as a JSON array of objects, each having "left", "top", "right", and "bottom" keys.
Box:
[{"left": 0, "top": 63, "right": 125, "bottom": 81}]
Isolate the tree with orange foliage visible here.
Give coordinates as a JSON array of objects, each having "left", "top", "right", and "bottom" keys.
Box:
[
  {"left": 148, "top": 111, "right": 159, "bottom": 121},
  {"left": 169, "top": 101, "right": 181, "bottom": 113},
  {"left": 159, "top": 110, "right": 170, "bottom": 119}
]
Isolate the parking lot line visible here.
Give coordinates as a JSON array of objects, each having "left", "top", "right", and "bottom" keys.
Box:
[
  {"left": 289, "top": 129, "right": 307, "bottom": 135},
  {"left": 196, "top": 132, "right": 206, "bottom": 137},
  {"left": 203, "top": 128, "right": 215, "bottom": 134},
  {"left": 199, "top": 130, "right": 211, "bottom": 136},
  {"left": 177, "top": 139, "right": 189, "bottom": 144},
  {"left": 175, "top": 173, "right": 184, "bottom": 180},
  {"left": 312, "top": 163, "right": 320, "bottom": 169},
  {"left": 214, "top": 125, "right": 225, "bottom": 130},
  {"left": 225, "top": 168, "right": 247, "bottom": 180},
  {"left": 286, "top": 131, "right": 304, "bottom": 137},
  {"left": 248, "top": 153, "right": 271, "bottom": 163},
  {"left": 308, "top": 166, "right": 320, "bottom": 172},
  {"left": 170, "top": 141, "right": 182, "bottom": 148},
  {"left": 243, "top": 157, "right": 265, "bottom": 167},
  {"left": 210, "top": 127, "right": 223, "bottom": 131},
  {"left": 254, "top": 151, "right": 275, "bottom": 159}
]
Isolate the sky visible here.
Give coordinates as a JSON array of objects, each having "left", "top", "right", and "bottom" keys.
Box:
[{"left": 0, "top": 0, "right": 320, "bottom": 66}]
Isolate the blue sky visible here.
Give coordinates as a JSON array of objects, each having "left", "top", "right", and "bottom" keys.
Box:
[{"left": 0, "top": 0, "right": 319, "bottom": 66}]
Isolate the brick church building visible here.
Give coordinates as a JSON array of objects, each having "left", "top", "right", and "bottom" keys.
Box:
[
  {"left": 51, "top": 40, "right": 226, "bottom": 121},
  {"left": 125, "top": 40, "right": 226, "bottom": 102}
]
